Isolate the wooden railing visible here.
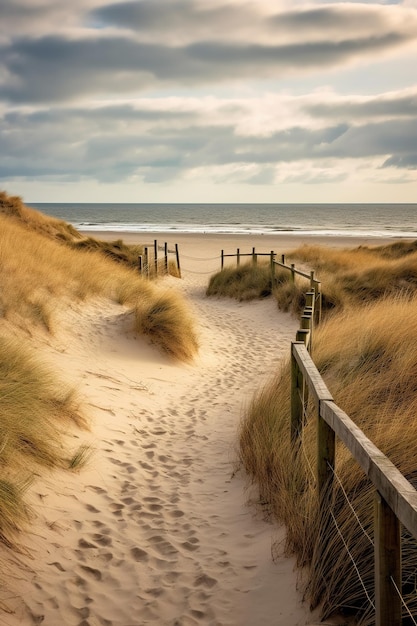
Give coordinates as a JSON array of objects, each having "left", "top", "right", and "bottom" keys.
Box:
[
  {"left": 220, "top": 248, "right": 322, "bottom": 322},
  {"left": 291, "top": 286, "right": 417, "bottom": 626}
]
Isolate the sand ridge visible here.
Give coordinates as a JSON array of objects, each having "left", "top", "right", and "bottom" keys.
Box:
[{"left": 1, "top": 256, "right": 327, "bottom": 625}]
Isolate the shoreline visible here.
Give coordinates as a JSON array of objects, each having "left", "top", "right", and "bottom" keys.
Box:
[{"left": 81, "top": 230, "right": 404, "bottom": 257}]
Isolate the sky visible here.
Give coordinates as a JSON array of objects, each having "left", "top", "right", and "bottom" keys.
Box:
[{"left": 1, "top": 0, "right": 417, "bottom": 204}]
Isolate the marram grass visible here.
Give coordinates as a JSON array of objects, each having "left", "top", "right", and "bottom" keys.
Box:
[
  {"left": 239, "top": 294, "right": 417, "bottom": 624},
  {"left": 0, "top": 192, "right": 198, "bottom": 579},
  {"left": 0, "top": 334, "right": 87, "bottom": 545},
  {"left": 207, "top": 240, "right": 417, "bottom": 322},
  {"left": 0, "top": 192, "right": 198, "bottom": 360}
]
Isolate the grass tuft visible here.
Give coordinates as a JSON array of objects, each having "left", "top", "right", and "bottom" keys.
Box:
[
  {"left": 68, "top": 445, "right": 94, "bottom": 471},
  {"left": 134, "top": 291, "right": 199, "bottom": 361},
  {"left": 206, "top": 262, "right": 290, "bottom": 301}
]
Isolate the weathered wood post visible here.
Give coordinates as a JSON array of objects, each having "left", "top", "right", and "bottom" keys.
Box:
[
  {"left": 175, "top": 243, "right": 181, "bottom": 278},
  {"left": 270, "top": 251, "right": 275, "bottom": 281},
  {"left": 317, "top": 406, "right": 335, "bottom": 507},
  {"left": 305, "top": 291, "right": 315, "bottom": 309},
  {"left": 237, "top": 248, "right": 240, "bottom": 267},
  {"left": 291, "top": 341, "right": 305, "bottom": 444},
  {"left": 291, "top": 263, "right": 295, "bottom": 283},
  {"left": 138, "top": 255, "right": 143, "bottom": 274},
  {"left": 300, "top": 314, "right": 311, "bottom": 348},
  {"left": 252, "top": 247, "right": 257, "bottom": 266},
  {"left": 304, "top": 293, "right": 315, "bottom": 354},
  {"left": 221, "top": 250, "right": 224, "bottom": 270},
  {"left": 154, "top": 239, "right": 158, "bottom": 276},
  {"left": 316, "top": 281, "right": 323, "bottom": 323},
  {"left": 144, "top": 247, "right": 149, "bottom": 278},
  {"left": 310, "top": 270, "right": 315, "bottom": 290},
  {"left": 281, "top": 254, "right": 286, "bottom": 265},
  {"left": 374, "top": 493, "right": 402, "bottom": 626},
  {"left": 299, "top": 317, "right": 311, "bottom": 409},
  {"left": 164, "top": 242, "right": 168, "bottom": 274}
]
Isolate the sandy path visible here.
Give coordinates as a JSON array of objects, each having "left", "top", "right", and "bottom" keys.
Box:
[{"left": 1, "top": 267, "right": 325, "bottom": 626}]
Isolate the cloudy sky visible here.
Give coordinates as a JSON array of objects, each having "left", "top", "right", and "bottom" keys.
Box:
[{"left": 1, "top": 0, "right": 417, "bottom": 203}]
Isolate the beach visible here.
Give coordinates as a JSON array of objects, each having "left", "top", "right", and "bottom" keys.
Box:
[{"left": 1, "top": 231, "right": 394, "bottom": 625}]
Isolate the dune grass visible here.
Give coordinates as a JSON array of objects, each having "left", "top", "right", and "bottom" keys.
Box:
[
  {"left": 0, "top": 197, "right": 197, "bottom": 359},
  {"left": 208, "top": 241, "right": 417, "bottom": 324},
  {"left": 0, "top": 191, "right": 81, "bottom": 242},
  {"left": 0, "top": 335, "right": 87, "bottom": 548},
  {"left": 239, "top": 275, "right": 417, "bottom": 622},
  {"left": 206, "top": 261, "right": 310, "bottom": 312},
  {"left": 206, "top": 262, "right": 283, "bottom": 300},
  {"left": 0, "top": 192, "right": 198, "bottom": 567},
  {"left": 291, "top": 242, "right": 417, "bottom": 313}
]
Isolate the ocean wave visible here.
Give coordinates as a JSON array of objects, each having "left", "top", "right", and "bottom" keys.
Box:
[{"left": 73, "top": 222, "right": 417, "bottom": 238}]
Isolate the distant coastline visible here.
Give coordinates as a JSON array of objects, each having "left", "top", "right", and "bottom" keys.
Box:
[{"left": 31, "top": 202, "right": 417, "bottom": 240}]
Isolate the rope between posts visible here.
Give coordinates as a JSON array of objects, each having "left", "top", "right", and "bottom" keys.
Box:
[
  {"left": 181, "top": 267, "right": 219, "bottom": 275},
  {"left": 329, "top": 510, "right": 376, "bottom": 611},
  {"left": 390, "top": 576, "right": 417, "bottom": 625},
  {"left": 180, "top": 253, "right": 220, "bottom": 261},
  {"left": 327, "top": 462, "right": 374, "bottom": 547}
]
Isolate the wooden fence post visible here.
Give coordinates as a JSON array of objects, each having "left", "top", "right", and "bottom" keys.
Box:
[
  {"left": 175, "top": 243, "right": 181, "bottom": 278},
  {"left": 270, "top": 251, "right": 275, "bottom": 280},
  {"left": 154, "top": 239, "right": 158, "bottom": 276},
  {"left": 291, "top": 263, "right": 295, "bottom": 283},
  {"left": 316, "top": 282, "right": 323, "bottom": 323},
  {"left": 300, "top": 316, "right": 311, "bottom": 353},
  {"left": 281, "top": 254, "right": 285, "bottom": 265},
  {"left": 164, "top": 242, "right": 168, "bottom": 274},
  {"left": 310, "top": 270, "right": 315, "bottom": 290},
  {"left": 237, "top": 248, "right": 240, "bottom": 267},
  {"left": 374, "top": 492, "right": 402, "bottom": 626},
  {"left": 305, "top": 291, "right": 315, "bottom": 309},
  {"left": 291, "top": 341, "right": 305, "bottom": 444},
  {"left": 252, "top": 247, "right": 257, "bottom": 266},
  {"left": 144, "top": 247, "right": 149, "bottom": 278},
  {"left": 138, "top": 255, "right": 143, "bottom": 274},
  {"left": 317, "top": 407, "right": 335, "bottom": 507},
  {"left": 221, "top": 250, "right": 224, "bottom": 270}
]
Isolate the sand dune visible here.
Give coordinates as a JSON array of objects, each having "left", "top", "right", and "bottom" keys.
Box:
[{"left": 1, "top": 239, "right": 331, "bottom": 626}]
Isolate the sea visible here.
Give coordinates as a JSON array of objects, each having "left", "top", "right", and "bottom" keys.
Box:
[{"left": 30, "top": 203, "right": 417, "bottom": 239}]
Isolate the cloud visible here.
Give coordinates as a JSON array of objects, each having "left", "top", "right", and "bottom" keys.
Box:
[
  {"left": 0, "top": 33, "right": 412, "bottom": 104},
  {"left": 1, "top": 89, "right": 416, "bottom": 185},
  {"left": 305, "top": 92, "right": 417, "bottom": 120},
  {"left": 1, "top": 1, "right": 416, "bottom": 197},
  {"left": 0, "top": 2, "right": 416, "bottom": 103},
  {"left": 92, "top": 1, "right": 416, "bottom": 45},
  {"left": 383, "top": 154, "right": 417, "bottom": 169}
]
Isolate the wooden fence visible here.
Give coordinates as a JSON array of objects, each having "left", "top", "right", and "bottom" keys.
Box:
[
  {"left": 138, "top": 239, "right": 181, "bottom": 278},
  {"left": 220, "top": 247, "right": 322, "bottom": 322},
  {"left": 291, "top": 279, "right": 417, "bottom": 626}
]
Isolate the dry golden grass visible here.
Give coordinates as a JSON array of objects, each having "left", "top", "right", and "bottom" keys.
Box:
[
  {"left": 206, "top": 261, "right": 293, "bottom": 302},
  {"left": 0, "top": 335, "right": 86, "bottom": 548},
  {"left": 239, "top": 244, "right": 417, "bottom": 623},
  {"left": 0, "top": 208, "right": 197, "bottom": 359},
  {"left": 290, "top": 242, "right": 417, "bottom": 314},
  {"left": 0, "top": 192, "right": 198, "bottom": 561},
  {"left": 208, "top": 240, "right": 417, "bottom": 320},
  {"left": 134, "top": 290, "right": 198, "bottom": 361},
  {"left": 0, "top": 191, "right": 81, "bottom": 242}
]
